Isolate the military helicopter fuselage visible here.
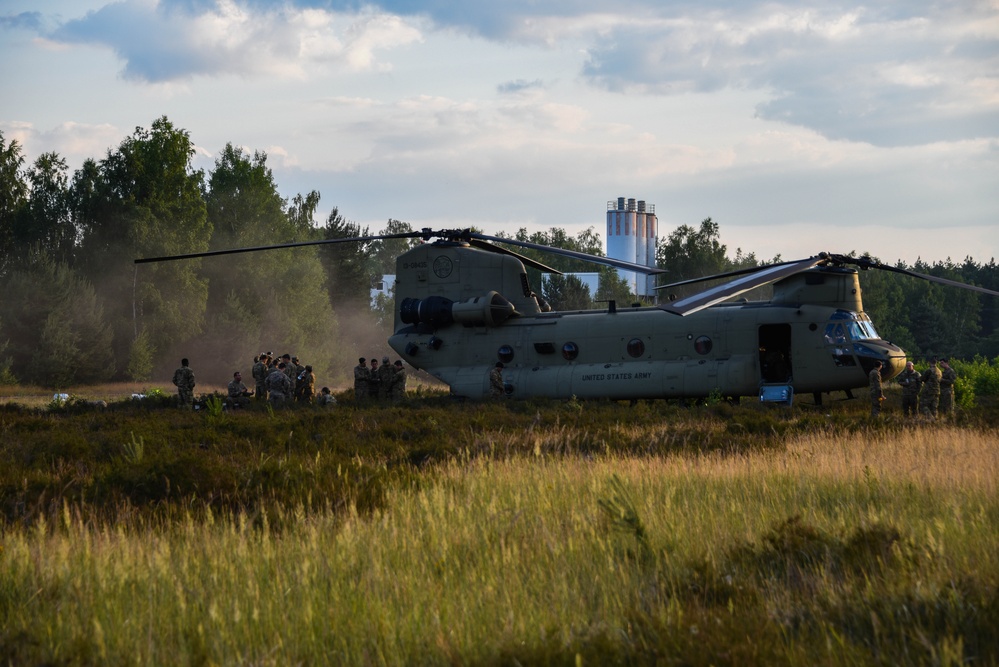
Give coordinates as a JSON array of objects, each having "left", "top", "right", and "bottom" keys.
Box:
[{"left": 388, "top": 240, "right": 907, "bottom": 400}]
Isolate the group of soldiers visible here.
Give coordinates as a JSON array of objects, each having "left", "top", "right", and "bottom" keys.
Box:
[
  {"left": 353, "top": 356, "right": 407, "bottom": 402},
  {"left": 870, "top": 357, "right": 958, "bottom": 419},
  {"left": 245, "top": 352, "right": 335, "bottom": 407}
]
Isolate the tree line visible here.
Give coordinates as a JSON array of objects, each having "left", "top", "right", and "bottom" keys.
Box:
[
  {"left": 2, "top": 117, "right": 997, "bottom": 388},
  {"left": 0, "top": 118, "right": 412, "bottom": 387}
]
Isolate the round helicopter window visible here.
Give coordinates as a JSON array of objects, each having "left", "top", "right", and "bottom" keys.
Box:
[
  {"left": 627, "top": 338, "right": 645, "bottom": 358},
  {"left": 562, "top": 342, "right": 579, "bottom": 361},
  {"left": 694, "top": 336, "right": 712, "bottom": 355},
  {"left": 497, "top": 345, "right": 514, "bottom": 363}
]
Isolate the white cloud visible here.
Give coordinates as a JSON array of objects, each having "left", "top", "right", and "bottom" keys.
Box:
[
  {"left": 1, "top": 120, "right": 123, "bottom": 166},
  {"left": 48, "top": 0, "right": 423, "bottom": 82}
]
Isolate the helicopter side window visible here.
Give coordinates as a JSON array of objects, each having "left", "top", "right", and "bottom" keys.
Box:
[
  {"left": 694, "top": 336, "right": 712, "bottom": 355},
  {"left": 824, "top": 323, "right": 847, "bottom": 345},
  {"left": 562, "top": 342, "right": 579, "bottom": 361},
  {"left": 627, "top": 338, "right": 645, "bottom": 358},
  {"left": 497, "top": 345, "right": 514, "bottom": 363}
]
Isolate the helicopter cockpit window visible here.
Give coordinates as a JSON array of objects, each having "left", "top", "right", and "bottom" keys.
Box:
[
  {"left": 845, "top": 318, "right": 879, "bottom": 341},
  {"left": 627, "top": 338, "right": 645, "bottom": 358},
  {"left": 562, "top": 342, "right": 579, "bottom": 361},
  {"left": 497, "top": 345, "right": 514, "bottom": 363},
  {"left": 694, "top": 336, "right": 712, "bottom": 355},
  {"left": 826, "top": 313, "right": 880, "bottom": 342},
  {"left": 824, "top": 323, "right": 848, "bottom": 345}
]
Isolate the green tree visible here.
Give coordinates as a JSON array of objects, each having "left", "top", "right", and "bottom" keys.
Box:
[
  {"left": 370, "top": 219, "right": 419, "bottom": 275},
  {"left": 543, "top": 273, "right": 593, "bottom": 311},
  {"left": 72, "top": 117, "right": 210, "bottom": 377},
  {"left": 0, "top": 251, "right": 115, "bottom": 385},
  {"left": 595, "top": 267, "right": 634, "bottom": 306},
  {"left": 17, "top": 152, "right": 76, "bottom": 265},
  {"left": 0, "top": 131, "right": 28, "bottom": 275},
  {"left": 199, "top": 144, "right": 339, "bottom": 379},
  {"left": 655, "top": 218, "right": 729, "bottom": 284},
  {"left": 126, "top": 328, "right": 154, "bottom": 382},
  {"left": 318, "top": 209, "right": 374, "bottom": 308}
]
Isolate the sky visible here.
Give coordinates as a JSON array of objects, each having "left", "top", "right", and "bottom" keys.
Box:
[{"left": 2, "top": 0, "right": 998, "bottom": 267}]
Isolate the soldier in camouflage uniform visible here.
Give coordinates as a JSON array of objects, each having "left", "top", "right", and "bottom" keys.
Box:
[
  {"left": 252, "top": 354, "right": 268, "bottom": 401},
  {"left": 353, "top": 358, "right": 370, "bottom": 402},
  {"left": 920, "top": 357, "right": 942, "bottom": 418},
  {"left": 292, "top": 356, "right": 306, "bottom": 401},
  {"left": 368, "top": 358, "right": 382, "bottom": 401},
  {"left": 267, "top": 362, "right": 294, "bottom": 408},
  {"left": 377, "top": 356, "right": 394, "bottom": 401},
  {"left": 390, "top": 360, "right": 407, "bottom": 402},
  {"left": 281, "top": 354, "right": 295, "bottom": 384},
  {"left": 869, "top": 360, "right": 885, "bottom": 418},
  {"left": 299, "top": 365, "right": 316, "bottom": 403},
  {"left": 317, "top": 386, "right": 337, "bottom": 406},
  {"left": 938, "top": 359, "right": 958, "bottom": 417},
  {"left": 896, "top": 360, "right": 921, "bottom": 417},
  {"left": 490, "top": 362, "right": 504, "bottom": 398},
  {"left": 227, "top": 371, "right": 252, "bottom": 408},
  {"left": 172, "top": 358, "right": 196, "bottom": 409}
]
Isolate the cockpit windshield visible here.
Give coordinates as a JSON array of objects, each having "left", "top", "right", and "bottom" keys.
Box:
[{"left": 824, "top": 311, "right": 880, "bottom": 343}]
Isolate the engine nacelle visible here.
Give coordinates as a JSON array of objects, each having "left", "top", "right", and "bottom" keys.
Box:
[{"left": 400, "top": 291, "right": 516, "bottom": 328}]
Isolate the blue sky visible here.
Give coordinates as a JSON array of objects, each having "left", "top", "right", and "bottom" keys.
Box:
[{"left": 2, "top": 0, "right": 998, "bottom": 266}]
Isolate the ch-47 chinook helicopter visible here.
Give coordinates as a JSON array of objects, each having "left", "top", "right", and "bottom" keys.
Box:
[{"left": 136, "top": 228, "right": 999, "bottom": 403}]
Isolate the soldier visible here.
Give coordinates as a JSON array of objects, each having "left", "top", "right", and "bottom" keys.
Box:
[
  {"left": 490, "top": 362, "right": 504, "bottom": 398},
  {"left": 369, "top": 358, "right": 381, "bottom": 401},
  {"left": 353, "top": 357, "right": 370, "bottom": 402},
  {"left": 252, "top": 354, "right": 268, "bottom": 401},
  {"left": 390, "top": 360, "right": 407, "bottom": 402},
  {"left": 896, "top": 360, "right": 922, "bottom": 417},
  {"left": 317, "top": 386, "right": 337, "bottom": 406},
  {"left": 267, "top": 362, "right": 294, "bottom": 407},
  {"left": 172, "top": 358, "right": 196, "bottom": 409},
  {"left": 920, "top": 357, "right": 942, "bottom": 418},
  {"left": 869, "top": 360, "right": 885, "bottom": 418},
  {"left": 281, "top": 354, "right": 295, "bottom": 383},
  {"left": 227, "top": 371, "right": 252, "bottom": 408},
  {"left": 299, "top": 364, "right": 316, "bottom": 403},
  {"left": 939, "top": 359, "right": 958, "bottom": 417},
  {"left": 292, "top": 356, "right": 306, "bottom": 401},
  {"left": 377, "top": 355, "right": 394, "bottom": 401}
]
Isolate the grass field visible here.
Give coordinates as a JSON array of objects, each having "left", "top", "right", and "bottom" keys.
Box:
[{"left": 1, "top": 385, "right": 997, "bottom": 665}]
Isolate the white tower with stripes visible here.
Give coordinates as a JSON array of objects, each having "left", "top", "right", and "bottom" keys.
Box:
[{"left": 606, "top": 197, "right": 658, "bottom": 297}]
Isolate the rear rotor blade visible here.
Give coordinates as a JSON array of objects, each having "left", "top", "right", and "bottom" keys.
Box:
[
  {"left": 134, "top": 231, "right": 424, "bottom": 264},
  {"left": 467, "top": 239, "right": 563, "bottom": 274}
]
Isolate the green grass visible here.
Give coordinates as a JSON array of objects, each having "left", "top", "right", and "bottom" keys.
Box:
[{"left": 1, "top": 392, "right": 998, "bottom": 664}]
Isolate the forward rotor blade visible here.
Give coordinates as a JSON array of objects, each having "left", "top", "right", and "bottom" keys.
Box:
[
  {"left": 467, "top": 239, "right": 563, "bottom": 274},
  {"left": 469, "top": 232, "right": 667, "bottom": 275},
  {"left": 134, "top": 231, "right": 424, "bottom": 264},
  {"left": 836, "top": 256, "right": 999, "bottom": 298},
  {"left": 659, "top": 256, "right": 825, "bottom": 316}
]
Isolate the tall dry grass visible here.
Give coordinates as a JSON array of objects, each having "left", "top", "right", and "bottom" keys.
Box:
[{"left": 2, "top": 424, "right": 997, "bottom": 664}]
